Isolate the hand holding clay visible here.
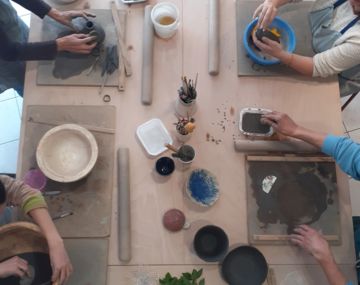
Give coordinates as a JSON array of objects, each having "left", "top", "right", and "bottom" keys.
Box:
[
  {"left": 56, "top": 34, "right": 97, "bottom": 54},
  {"left": 48, "top": 8, "right": 96, "bottom": 31},
  {"left": 290, "top": 225, "right": 333, "bottom": 263},
  {"left": 49, "top": 240, "right": 73, "bottom": 284},
  {"left": 252, "top": 34, "right": 287, "bottom": 60},
  {"left": 261, "top": 111, "right": 299, "bottom": 137},
  {"left": 0, "top": 256, "right": 30, "bottom": 278},
  {"left": 253, "top": 0, "right": 278, "bottom": 28}
]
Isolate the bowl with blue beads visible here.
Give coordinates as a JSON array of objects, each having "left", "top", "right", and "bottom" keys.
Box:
[{"left": 186, "top": 168, "right": 220, "bottom": 207}]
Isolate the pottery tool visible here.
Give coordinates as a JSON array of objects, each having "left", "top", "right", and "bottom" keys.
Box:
[
  {"left": 208, "top": 0, "right": 220, "bottom": 75},
  {"left": 117, "top": 148, "right": 131, "bottom": 262},
  {"left": 234, "top": 139, "right": 319, "bottom": 154},
  {"left": 266, "top": 268, "right": 277, "bottom": 285},
  {"left": 141, "top": 5, "right": 154, "bottom": 105},
  {"left": 52, "top": 211, "right": 73, "bottom": 220},
  {"left": 99, "top": 45, "right": 119, "bottom": 95},
  {"left": 42, "top": 191, "right": 61, "bottom": 196},
  {"left": 111, "top": 2, "right": 132, "bottom": 91},
  {"left": 164, "top": 143, "right": 178, "bottom": 153}
]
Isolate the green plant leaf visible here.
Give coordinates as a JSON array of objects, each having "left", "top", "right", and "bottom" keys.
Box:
[
  {"left": 192, "top": 269, "right": 203, "bottom": 280},
  {"left": 199, "top": 278, "right": 205, "bottom": 285},
  {"left": 182, "top": 272, "right": 192, "bottom": 280},
  {"left": 165, "top": 273, "right": 173, "bottom": 281}
]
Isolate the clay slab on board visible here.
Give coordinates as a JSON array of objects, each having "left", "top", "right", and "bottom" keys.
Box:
[{"left": 37, "top": 9, "right": 119, "bottom": 86}]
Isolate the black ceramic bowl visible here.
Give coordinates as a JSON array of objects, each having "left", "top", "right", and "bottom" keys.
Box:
[
  {"left": 155, "top": 157, "right": 175, "bottom": 176},
  {"left": 193, "top": 225, "right": 229, "bottom": 262}
]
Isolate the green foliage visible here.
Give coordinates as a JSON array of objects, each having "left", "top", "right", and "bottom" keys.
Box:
[{"left": 159, "top": 269, "right": 205, "bottom": 285}]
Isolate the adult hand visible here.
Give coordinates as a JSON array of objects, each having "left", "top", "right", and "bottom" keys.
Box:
[
  {"left": 290, "top": 225, "right": 333, "bottom": 263},
  {"left": 49, "top": 240, "right": 73, "bottom": 284},
  {"left": 0, "top": 256, "right": 30, "bottom": 278},
  {"left": 261, "top": 111, "right": 299, "bottom": 137},
  {"left": 253, "top": 0, "right": 278, "bottom": 28},
  {"left": 252, "top": 33, "right": 289, "bottom": 60},
  {"left": 48, "top": 9, "right": 96, "bottom": 31},
  {"left": 56, "top": 34, "right": 97, "bottom": 54}
]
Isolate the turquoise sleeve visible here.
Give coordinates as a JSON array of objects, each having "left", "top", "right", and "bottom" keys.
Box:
[{"left": 321, "top": 134, "right": 360, "bottom": 180}]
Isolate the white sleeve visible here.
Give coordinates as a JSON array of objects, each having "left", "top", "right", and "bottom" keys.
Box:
[{"left": 313, "top": 38, "right": 360, "bottom": 77}]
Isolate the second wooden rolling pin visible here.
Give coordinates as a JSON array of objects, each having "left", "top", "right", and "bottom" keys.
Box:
[
  {"left": 141, "top": 5, "right": 154, "bottom": 105},
  {"left": 234, "top": 139, "right": 319, "bottom": 153},
  {"left": 208, "top": 0, "right": 220, "bottom": 75},
  {"left": 117, "top": 148, "right": 131, "bottom": 262}
]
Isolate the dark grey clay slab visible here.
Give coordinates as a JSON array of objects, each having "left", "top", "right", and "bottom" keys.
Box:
[
  {"left": 236, "top": 0, "right": 315, "bottom": 76},
  {"left": 37, "top": 9, "right": 119, "bottom": 86}
]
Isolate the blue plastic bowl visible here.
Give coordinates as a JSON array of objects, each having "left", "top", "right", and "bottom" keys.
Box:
[{"left": 243, "top": 17, "right": 296, "bottom": 66}]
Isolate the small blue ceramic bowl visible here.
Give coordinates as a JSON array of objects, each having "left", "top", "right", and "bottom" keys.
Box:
[
  {"left": 155, "top": 157, "right": 175, "bottom": 176},
  {"left": 243, "top": 17, "right": 296, "bottom": 65}
]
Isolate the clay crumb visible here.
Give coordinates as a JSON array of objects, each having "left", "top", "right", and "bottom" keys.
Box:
[
  {"left": 230, "top": 106, "right": 235, "bottom": 116},
  {"left": 206, "top": 133, "right": 210, "bottom": 141},
  {"left": 128, "top": 45, "right": 134, "bottom": 51}
]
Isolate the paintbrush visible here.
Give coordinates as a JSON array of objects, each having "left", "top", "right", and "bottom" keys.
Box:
[
  {"left": 164, "top": 143, "right": 178, "bottom": 153},
  {"left": 52, "top": 211, "right": 73, "bottom": 220}
]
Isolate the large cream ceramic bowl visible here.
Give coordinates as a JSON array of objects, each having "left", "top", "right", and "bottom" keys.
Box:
[{"left": 36, "top": 124, "right": 98, "bottom": 183}]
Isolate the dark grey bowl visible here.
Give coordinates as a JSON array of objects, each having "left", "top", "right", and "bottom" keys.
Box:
[
  {"left": 155, "top": 157, "right": 175, "bottom": 176},
  {"left": 193, "top": 225, "right": 229, "bottom": 262}
]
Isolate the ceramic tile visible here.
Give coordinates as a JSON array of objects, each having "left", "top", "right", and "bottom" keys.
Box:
[
  {"left": 0, "top": 98, "right": 21, "bottom": 144},
  {"left": 0, "top": 140, "right": 19, "bottom": 174},
  {"left": 10, "top": 1, "right": 30, "bottom": 17},
  {"left": 342, "top": 92, "right": 360, "bottom": 132},
  {"left": 342, "top": 121, "right": 350, "bottom": 137},
  {"left": 15, "top": 96, "right": 23, "bottom": 118},
  {"left": 21, "top": 14, "right": 31, "bottom": 28},
  {"left": 0, "top": 89, "right": 16, "bottom": 102},
  {"left": 348, "top": 128, "right": 360, "bottom": 142}
]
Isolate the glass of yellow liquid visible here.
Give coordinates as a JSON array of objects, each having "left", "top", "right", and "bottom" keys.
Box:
[{"left": 151, "top": 2, "right": 180, "bottom": 39}]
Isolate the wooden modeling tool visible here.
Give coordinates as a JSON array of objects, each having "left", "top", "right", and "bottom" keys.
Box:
[
  {"left": 208, "top": 0, "right": 220, "bottom": 75},
  {"left": 164, "top": 143, "right": 178, "bottom": 153},
  {"left": 117, "top": 148, "right": 131, "bottom": 262}
]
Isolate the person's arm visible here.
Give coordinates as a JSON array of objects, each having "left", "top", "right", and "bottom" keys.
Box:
[
  {"left": 29, "top": 208, "right": 72, "bottom": 284},
  {"left": 261, "top": 111, "right": 326, "bottom": 147},
  {"left": 253, "top": 0, "right": 293, "bottom": 28},
  {"left": 252, "top": 36, "right": 314, "bottom": 76},
  {"left": 290, "top": 225, "right": 347, "bottom": 285}
]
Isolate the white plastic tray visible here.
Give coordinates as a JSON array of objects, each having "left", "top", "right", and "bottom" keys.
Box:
[{"left": 136, "top": 118, "right": 173, "bottom": 157}]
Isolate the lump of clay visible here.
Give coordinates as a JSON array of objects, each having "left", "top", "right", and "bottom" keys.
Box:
[
  {"left": 255, "top": 28, "right": 281, "bottom": 43},
  {"left": 72, "top": 17, "right": 106, "bottom": 45},
  {"left": 163, "top": 209, "right": 185, "bottom": 232}
]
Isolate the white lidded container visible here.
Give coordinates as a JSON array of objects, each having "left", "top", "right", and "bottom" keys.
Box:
[
  {"left": 239, "top": 107, "right": 273, "bottom": 137},
  {"left": 151, "top": 2, "right": 180, "bottom": 39}
]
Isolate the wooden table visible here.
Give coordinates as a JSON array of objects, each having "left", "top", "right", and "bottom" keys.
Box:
[{"left": 18, "top": 0, "right": 357, "bottom": 284}]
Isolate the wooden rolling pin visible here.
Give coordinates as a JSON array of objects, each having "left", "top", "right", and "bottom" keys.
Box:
[
  {"left": 234, "top": 139, "right": 319, "bottom": 153},
  {"left": 208, "top": 0, "right": 220, "bottom": 75},
  {"left": 117, "top": 148, "right": 131, "bottom": 262},
  {"left": 141, "top": 5, "right": 154, "bottom": 105}
]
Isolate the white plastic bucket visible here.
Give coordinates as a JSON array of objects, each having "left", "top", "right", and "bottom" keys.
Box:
[{"left": 151, "top": 2, "right": 180, "bottom": 39}]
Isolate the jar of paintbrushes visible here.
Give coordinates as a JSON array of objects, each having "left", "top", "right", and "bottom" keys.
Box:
[{"left": 175, "top": 74, "right": 198, "bottom": 117}]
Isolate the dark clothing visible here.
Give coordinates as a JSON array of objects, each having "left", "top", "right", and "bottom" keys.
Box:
[{"left": 0, "top": 0, "right": 57, "bottom": 61}]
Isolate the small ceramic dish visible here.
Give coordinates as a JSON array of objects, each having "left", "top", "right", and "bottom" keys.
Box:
[
  {"left": 155, "top": 157, "right": 175, "bottom": 176},
  {"left": 193, "top": 225, "right": 229, "bottom": 262},
  {"left": 185, "top": 169, "right": 219, "bottom": 207},
  {"left": 136, "top": 118, "right": 173, "bottom": 157},
  {"left": 239, "top": 107, "right": 273, "bottom": 137}
]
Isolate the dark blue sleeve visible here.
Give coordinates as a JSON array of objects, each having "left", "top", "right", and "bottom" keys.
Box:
[
  {"left": 12, "top": 0, "right": 51, "bottom": 19},
  {"left": 0, "top": 28, "right": 57, "bottom": 61},
  {"left": 321, "top": 134, "right": 360, "bottom": 180}
]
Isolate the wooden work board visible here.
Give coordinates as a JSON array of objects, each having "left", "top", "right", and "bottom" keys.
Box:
[
  {"left": 19, "top": 105, "right": 116, "bottom": 238},
  {"left": 245, "top": 155, "right": 341, "bottom": 245}
]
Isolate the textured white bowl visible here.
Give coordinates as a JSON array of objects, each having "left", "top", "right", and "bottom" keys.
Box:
[{"left": 36, "top": 124, "right": 98, "bottom": 183}]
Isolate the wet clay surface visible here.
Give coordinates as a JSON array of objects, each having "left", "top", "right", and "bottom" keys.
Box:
[
  {"left": 0, "top": 252, "right": 52, "bottom": 285},
  {"left": 242, "top": 112, "right": 270, "bottom": 134},
  {"left": 248, "top": 160, "right": 337, "bottom": 233}
]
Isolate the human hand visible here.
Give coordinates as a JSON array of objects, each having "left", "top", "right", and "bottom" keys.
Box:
[
  {"left": 252, "top": 33, "right": 288, "bottom": 60},
  {"left": 49, "top": 240, "right": 73, "bottom": 284},
  {"left": 261, "top": 111, "right": 299, "bottom": 137},
  {"left": 56, "top": 34, "right": 97, "bottom": 54},
  {"left": 253, "top": 0, "right": 278, "bottom": 28},
  {"left": 290, "top": 225, "right": 333, "bottom": 263},
  {"left": 48, "top": 9, "right": 96, "bottom": 31},
  {"left": 0, "top": 256, "right": 30, "bottom": 278}
]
